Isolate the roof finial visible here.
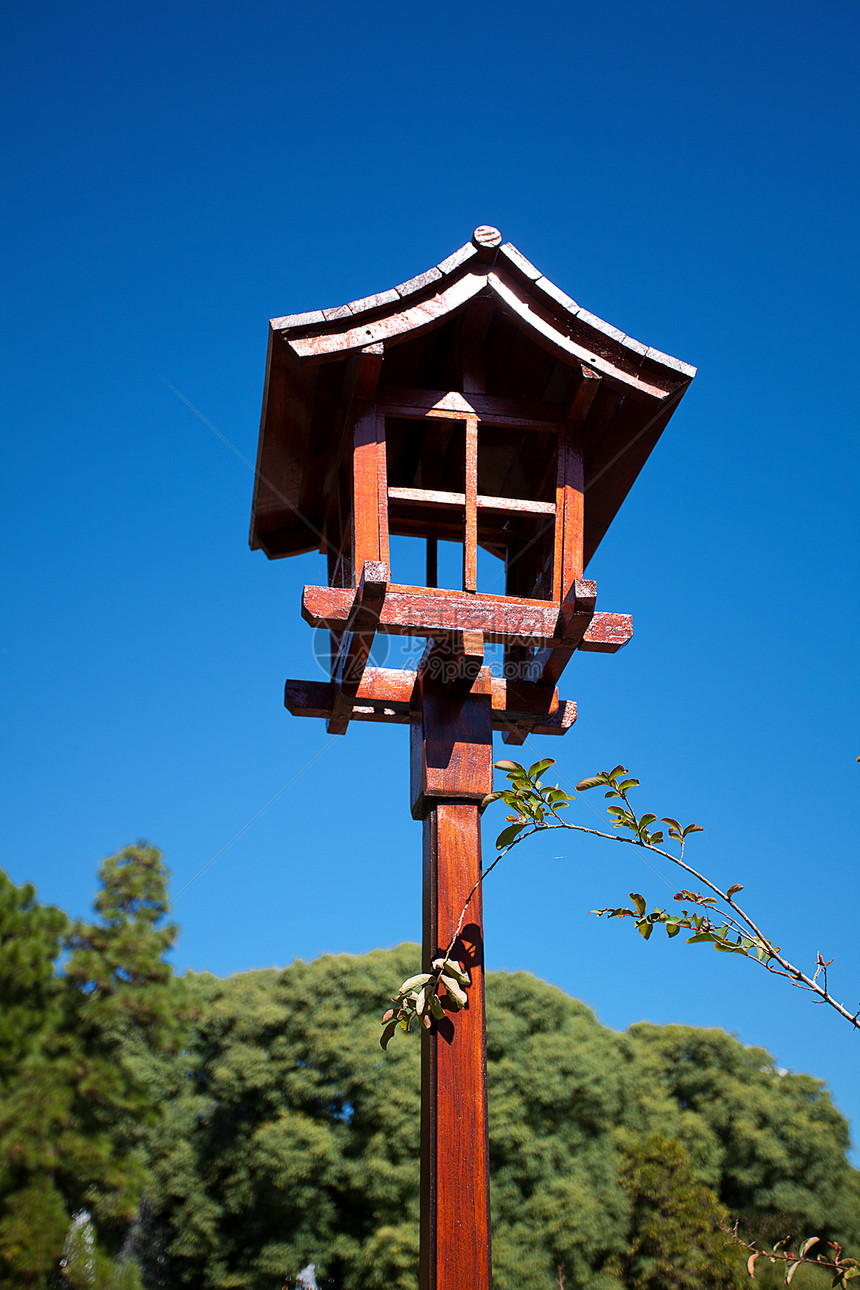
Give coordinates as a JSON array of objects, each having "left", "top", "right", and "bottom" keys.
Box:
[{"left": 472, "top": 225, "right": 502, "bottom": 249}]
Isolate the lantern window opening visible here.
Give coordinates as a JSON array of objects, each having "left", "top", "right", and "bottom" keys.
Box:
[{"left": 371, "top": 400, "right": 565, "bottom": 600}]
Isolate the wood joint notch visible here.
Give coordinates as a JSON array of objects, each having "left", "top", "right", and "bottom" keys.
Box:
[
  {"left": 327, "top": 561, "right": 388, "bottom": 735},
  {"left": 414, "top": 630, "right": 485, "bottom": 697},
  {"left": 501, "top": 580, "right": 596, "bottom": 746}
]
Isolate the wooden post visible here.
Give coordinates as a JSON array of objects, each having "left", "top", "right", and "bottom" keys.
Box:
[{"left": 411, "top": 654, "right": 493, "bottom": 1290}]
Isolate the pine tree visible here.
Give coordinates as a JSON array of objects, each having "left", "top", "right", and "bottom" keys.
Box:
[
  {"left": 64, "top": 843, "right": 185, "bottom": 1256},
  {"left": 0, "top": 868, "right": 71, "bottom": 1285},
  {"left": 0, "top": 846, "right": 183, "bottom": 1287}
]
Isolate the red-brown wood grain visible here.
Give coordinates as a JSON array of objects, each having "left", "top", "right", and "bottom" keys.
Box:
[
  {"left": 327, "top": 561, "right": 388, "bottom": 735},
  {"left": 464, "top": 414, "right": 478, "bottom": 592},
  {"left": 303, "top": 582, "right": 633, "bottom": 650},
  {"left": 413, "top": 670, "right": 493, "bottom": 1290}
]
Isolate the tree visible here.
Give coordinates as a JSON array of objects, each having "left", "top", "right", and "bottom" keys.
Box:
[
  {"left": 138, "top": 947, "right": 860, "bottom": 1290},
  {"left": 0, "top": 869, "right": 71, "bottom": 1285},
  {"left": 0, "top": 845, "right": 181, "bottom": 1288},
  {"left": 604, "top": 1133, "right": 745, "bottom": 1289}
]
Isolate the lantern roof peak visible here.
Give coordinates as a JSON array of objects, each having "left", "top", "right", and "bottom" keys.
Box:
[
  {"left": 251, "top": 229, "right": 696, "bottom": 565},
  {"left": 269, "top": 227, "right": 696, "bottom": 387}
]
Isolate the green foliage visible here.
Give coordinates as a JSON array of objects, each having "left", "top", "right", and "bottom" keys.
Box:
[
  {"left": 481, "top": 761, "right": 859, "bottom": 1027},
  {"left": 0, "top": 846, "right": 181, "bottom": 1288},
  {"left": 139, "top": 948, "right": 859, "bottom": 1290},
  {"left": 605, "top": 1133, "right": 746, "bottom": 1289}
]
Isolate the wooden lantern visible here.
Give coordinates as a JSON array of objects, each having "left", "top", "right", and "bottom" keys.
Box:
[{"left": 250, "top": 226, "right": 694, "bottom": 1290}]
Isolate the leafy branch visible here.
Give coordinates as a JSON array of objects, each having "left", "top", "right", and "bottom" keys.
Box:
[
  {"left": 723, "top": 1224, "right": 860, "bottom": 1286},
  {"left": 382, "top": 759, "right": 859, "bottom": 1042}
]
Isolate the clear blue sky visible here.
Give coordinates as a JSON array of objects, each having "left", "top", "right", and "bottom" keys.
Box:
[{"left": 3, "top": 0, "right": 858, "bottom": 1155}]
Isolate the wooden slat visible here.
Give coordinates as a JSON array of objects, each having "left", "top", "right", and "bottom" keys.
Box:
[
  {"left": 464, "top": 415, "right": 478, "bottom": 591},
  {"left": 388, "top": 485, "right": 554, "bottom": 517}
]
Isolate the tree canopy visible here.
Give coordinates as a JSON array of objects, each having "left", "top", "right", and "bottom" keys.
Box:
[
  {"left": 141, "top": 949, "right": 859, "bottom": 1290},
  {"left": 1, "top": 856, "right": 857, "bottom": 1290}
]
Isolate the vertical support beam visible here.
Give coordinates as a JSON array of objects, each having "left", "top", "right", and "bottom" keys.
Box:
[
  {"left": 464, "top": 414, "right": 478, "bottom": 592},
  {"left": 412, "top": 664, "right": 493, "bottom": 1290},
  {"left": 352, "top": 405, "right": 390, "bottom": 576},
  {"left": 552, "top": 368, "right": 600, "bottom": 603},
  {"left": 552, "top": 423, "right": 585, "bottom": 603}
]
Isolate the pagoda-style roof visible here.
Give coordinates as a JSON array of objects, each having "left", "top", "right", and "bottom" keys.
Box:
[{"left": 250, "top": 226, "right": 695, "bottom": 565}]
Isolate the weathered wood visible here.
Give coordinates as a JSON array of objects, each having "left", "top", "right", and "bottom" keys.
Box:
[
  {"left": 352, "top": 406, "right": 389, "bottom": 575},
  {"left": 321, "top": 345, "right": 384, "bottom": 511},
  {"left": 388, "top": 486, "right": 554, "bottom": 517},
  {"left": 284, "top": 669, "right": 577, "bottom": 738},
  {"left": 420, "top": 799, "right": 492, "bottom": 1290},
  {"left": 303, "top": 582, "right": 632, "bottom": 650},
  {"left": 327, "top": 562, "right": 388, "bottom": 735},
  {"left": 578, "top": 613, "right": 633, "bottom": 650},
  {"left": 557, "top": 426, "right": 585, "bottom": 600},
  {"left": 464, "top": 415, "right": 478, "bottom": 591},
  {"left": 287, "top": 272, "right": 488, "bottom": 359},
  {"left": 416, "top": 631, "right": 485, "bottom": 693},
  {"left": 527, "top": 580, "right": 597, "bottom": 691}
]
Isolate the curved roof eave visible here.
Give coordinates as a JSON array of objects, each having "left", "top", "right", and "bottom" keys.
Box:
[{"left": 269, "top": 233, "right": 696, "bottom": 401}]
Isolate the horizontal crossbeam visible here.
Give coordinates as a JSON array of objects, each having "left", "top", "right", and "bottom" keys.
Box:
[
  {"left": 284, "top": 668, "right": 577, "bottom": 738},
  {"left": 302, "top": 583, "right": 632, "bottom": 651}
]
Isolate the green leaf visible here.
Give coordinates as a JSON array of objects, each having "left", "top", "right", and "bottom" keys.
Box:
[
  {"left": 480, "top": 791, "right": 505, "bottom": 810},
  {"left": 638, "top": 920, "right": 653, "bottom": 940},
  {"left": 800, "top": 1239, "right": 820, "bottom": 1258},
  {"left": 683, "top": 823, "right": 704, "bottom": 836},
  {"left": 639, "top": 813, "right": 657, "bottom": 828},
  {"left": 661, "top": 817, "right": 681, "bottom": 830},
  {"left": 727, "top": 883, "right": 744, "bottom": 897},
  {"left": 666, "top": 922, "right": 681, "bottom": 937},
  {"left": 380, "top": 1021, "right": 398, "bottom": 1050},
  {"left": 630, "top": 892, "right": 646, "bottom": 916},
  {"left": 619, "top": 778, "right": 641, "bottom": 792},
  {"left": 439, "top": 958, "right": 470, "bottom": 986},
  {"left": 575, "top": 776, "right": 603, "bottom": 791},
  {"left": 397, "top": 972, "right": 432, "bottom": 995},
  {"left": 440, "top": 974, "right": 468, "bottom": 1007},
  {"left": 687, "top": 932, "right": 715, "bottom": 944},
  {"left": 608, "top": 765, "right": 628, "bottom": 779},
  {"left": 528, "top": 758, "right": 555, "bottom": 780},
  {"left": 786, "top": 1262, "right": 801, "bottom": 1285},
  {"left": 494, "top": 760, "right": 523, "bottom": 772},
  {"left": 429, "top": 992, "right": 445, "bottom": 1020},
  {"left": 496, "top": 822, "right": 526, "bottom": 849}
]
